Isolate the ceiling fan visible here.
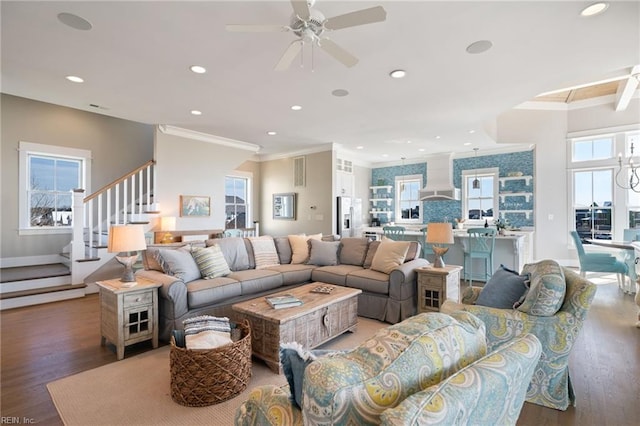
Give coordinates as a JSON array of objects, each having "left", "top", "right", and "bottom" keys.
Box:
[{"left": 226, "top": 0, "right": 387, "bottom": 70}]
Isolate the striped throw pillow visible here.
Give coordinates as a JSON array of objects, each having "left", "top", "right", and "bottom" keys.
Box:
[
  {"left": 191, "top": 245, "right": 231, "bottom": 279},
  {"left": 248, "top": 236, "right": 280, "bottom": 269}
]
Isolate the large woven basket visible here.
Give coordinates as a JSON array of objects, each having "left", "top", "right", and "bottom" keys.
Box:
[{"left": 170, "top": 320, "right": 252, "bottom": 407}]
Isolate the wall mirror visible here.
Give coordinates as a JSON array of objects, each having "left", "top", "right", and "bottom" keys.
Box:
[{"left": 273, "top": 193, "right": 296, "bottom": 220}]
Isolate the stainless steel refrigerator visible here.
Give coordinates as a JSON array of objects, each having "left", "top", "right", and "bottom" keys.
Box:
[{"left": 337, "top": 196, "right": 362, "bottom": 238}]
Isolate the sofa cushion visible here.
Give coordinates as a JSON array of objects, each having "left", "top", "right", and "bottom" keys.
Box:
[
  {"left": 311, "top": 265, "right": 364, "bottom": 286},
  {"left": 363, "top": 240, "right": 381, "bottom": 268},
  {"left": 346, "top": 268, "right": 390, "bottom": 295},
  {"left": 154, "top": 247, "right": 201, "bottom": 282},
  {"left": 370, "top": 240, "right": 410, "bottom": 274},
  {"left": 143, "top": 243, "right": 189, "bottom": 271},
  {"left": 518, "top": 259, "right": 566, "bottom": 316},
  {"left": 248, "top": 236, "right": 280, "bottom": 269},
  {"left": 405, "top": 241, "right": 421, "bottom": 262},
  {"left": 274, "top": 236, "right": 293, "bottom": 264},
  {"left": 379, "top": 334, "right": 542, "bottom": 426},
  {"left": 307, "top": 239, "right": 340, "bottom": 266},
  {"left": 265, "top": 264, "right": 316, "bottom": 285},
  {"left": 476, "top": 265, "right": 529, "bottom": 309},
  {"left": 191, "top": 246, "right": 231, "bottom": 279},
  {"left": 186, "top": 277, "right": 241, "bottom": 309},
  {"left": 206, "top": 237, "right": 250, "bottom": 271},
  {"left": 227, "top": 269, "right": 283, "bottom": 294},
  {"left": 338, "top": 237, "right": 369, "bottom": 266}
]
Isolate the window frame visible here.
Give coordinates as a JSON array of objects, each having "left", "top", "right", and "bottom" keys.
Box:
[
  {"left": 571, "top": 168, "right": 614, "bottom": 241},
  {"left": 18, "top": 141, "right": 91, "bottom": 235},
  {"left": 394, "top": 174, "right": 423, "bottom": 224},
  {"left": 224, "top": 172, "right": 252, "bottom": 230},
  {"left": 462, "top": 167, "right": 499, "bottom": 225}
]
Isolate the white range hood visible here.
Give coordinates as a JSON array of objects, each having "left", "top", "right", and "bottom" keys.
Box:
[{"left": 420, "top": 153, "right": 461, "bottom": 201}]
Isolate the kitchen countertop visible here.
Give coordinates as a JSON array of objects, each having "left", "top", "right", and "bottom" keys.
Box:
[{"left": 362, "top": 226, "right": 533, "bottom": 239}]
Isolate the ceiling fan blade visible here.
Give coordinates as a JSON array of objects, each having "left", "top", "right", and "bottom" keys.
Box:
[
  {"left": 226, "top": 24, "right": 288, "bottom": 32},
  {"left": 290, "top": 0, "right": 311, "bottom": 20},
  {"left": 324, "top": 6, "right": 387, "bottom": 31},
  {"left": 318, "top": 38, "right": 358, "bottom": 68},
  {"left": 275, "top": 40, "right": 303, "bottom": 71}
]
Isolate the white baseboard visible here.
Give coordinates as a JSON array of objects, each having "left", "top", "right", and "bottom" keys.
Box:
[{"left": 1, "top": 254, "right": 66, "bottom": 268}]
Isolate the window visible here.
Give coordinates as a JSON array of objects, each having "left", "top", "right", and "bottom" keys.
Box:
[
  {"left": 19, "top": 142, "right": 91, "bottom": 234},
  {"left": 225, "top": 174, "right": 251, "bottom": 229},
  {"left": 395, "top": 175, "right": 422, "bottom": 223},
  {"left": 573, "top": 169, "right": 613, "bottom": 240},
  {"left": 463, "top": 169, "right": 498, "bottom": 222},
  {"left": 572, "top": 136, "right": 614, "bottom": 162}
]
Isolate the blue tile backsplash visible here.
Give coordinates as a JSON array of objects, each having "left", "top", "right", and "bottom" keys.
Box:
[{"left": 371, "top": 150, "right": 534, "bottom": 228}]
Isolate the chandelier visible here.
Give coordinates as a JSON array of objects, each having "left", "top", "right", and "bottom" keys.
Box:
[
  {"left": 472, "top": 148, "right": 480, "bottom": 189},
  {"left": 615, "top": 140, "right": 640, "bottom": 192}
]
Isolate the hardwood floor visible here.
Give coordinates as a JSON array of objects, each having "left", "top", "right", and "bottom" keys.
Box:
[{"left": 1, "top": 278, "right": 638, "bottom": 425}]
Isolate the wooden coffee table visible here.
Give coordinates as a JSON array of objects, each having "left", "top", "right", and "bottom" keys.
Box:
[{"left": 232, "top": 283, "right": 361, "bottom": 373}]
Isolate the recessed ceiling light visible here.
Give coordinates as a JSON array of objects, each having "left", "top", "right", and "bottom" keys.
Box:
[
  {"left": 267, "top": 131, "right": 277, "bottom": 136},
  {"left": 418, "top": 148, "right": 425, "bottom": 152},
  {"left": 464, "top": 142, "right": 472, "bottom": 146},
  {"left": 190, "top": 65, "right": 206, "bottom": 74},
  {"left": 466, "top": 40, "right": 493, "bottom": 54},
  {"left": 581, "top": 2, "right": 609, "bottom": 16},
  {"left": 57, "top": 12, "right": 92, "bottom": 31},
  {"left": 65, "top": 75, "right": 84, "bottom": 83},
  {"left": 356, "top": 146, "right": 364, "bottom": 150},
  {"left": 469, "top": 130, "right": 476, "bottom": 134},
  {"left": 191, "top": 110, "right": 202, "bottom": 116},
  {"left": 389, "top": 69, "right": 407, "bottom": 79},
  {"left": 406, "top": 140, "right": 412, "bottom": 144},
  {"left": 291, "top": 105, "right": 302, "bottom": 111},
  {"left": 382, "top": 154, "right": 389, "bottom": 158},
  {"left": 435, "top": 136, "right": 441, "bottom": 139},
  {"left": 332, "top": 89, "right": 349, "bottom": 97}
]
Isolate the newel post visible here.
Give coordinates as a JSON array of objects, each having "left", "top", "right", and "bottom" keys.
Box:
[{"left": 71, "top": 189, "right": 85, "bottom": 283}]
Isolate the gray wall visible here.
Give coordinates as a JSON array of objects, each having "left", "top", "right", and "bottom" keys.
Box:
[
  {"left": 154, "top": 129, "right": 257, "bottom": 231},
  {"left": 260, "top": 150, "right": 333, "bottom": 236},
  {"left": 1, "top": 94, "right": 153, "bottom": 259}
]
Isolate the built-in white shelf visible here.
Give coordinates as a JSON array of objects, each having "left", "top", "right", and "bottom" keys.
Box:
[
  {"left": 499, "top": 175, "right": 532, "bottom": 188},
  {"left": 499, "top": 210, "right": 533, "bottom": 219},
  {"left": 370, "top": 210, "right": 390, "bottom": 215},
  {"left": 370, "top": 185, "right": 393, "bottom": 191},
  {"left": 499, "top": 192, "right": 533, "bottom": 202},
  {"left": 371, "top": 198, "right": 392, "bottom": 204}
]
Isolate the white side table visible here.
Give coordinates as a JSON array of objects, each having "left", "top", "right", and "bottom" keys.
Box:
[
  {"left": 97, "top": 277, "right": 161, "bottom": 360},
  {"left": 417, "top": 265, "right": 463, "bottom": 313}
]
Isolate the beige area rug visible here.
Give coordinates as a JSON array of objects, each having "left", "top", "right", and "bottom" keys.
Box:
[{"left": 47, "top": 317, "right": 385, "bottom": 426}]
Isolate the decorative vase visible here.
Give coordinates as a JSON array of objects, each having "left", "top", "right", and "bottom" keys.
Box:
[{"left": 499, "top": 228, "right": 506, "bottom": 236}]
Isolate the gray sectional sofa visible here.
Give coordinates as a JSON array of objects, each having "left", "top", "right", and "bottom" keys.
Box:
[{"left": 135, "top": 235, "right": 430, "bottom": 341}]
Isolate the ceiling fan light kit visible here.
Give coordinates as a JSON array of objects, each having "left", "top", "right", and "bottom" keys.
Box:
[{"left": 226, "top": 0, "right": 387, "bottom": 71}]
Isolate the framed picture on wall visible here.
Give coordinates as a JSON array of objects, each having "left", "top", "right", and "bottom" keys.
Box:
[
  {"left": 273, "top": 193, "right": 296, "bottom": 220},
  {"left": 180, "top": 195, "right": 210, "bottom": 217}
]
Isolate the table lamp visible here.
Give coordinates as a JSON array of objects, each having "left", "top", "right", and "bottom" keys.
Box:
[
  {"left": 160, "top": 216, "right": 176, "bottom": 243},
  {"left": 108, "top": 224, "right": 147, "bottom": 286},
  {"left": 426, "top": 222, "right": 454, "bottom": 268}
]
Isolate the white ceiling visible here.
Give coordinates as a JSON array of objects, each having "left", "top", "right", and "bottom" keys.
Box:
[{"left": 2, "top": 1, "right": 639, "bottom": 164}]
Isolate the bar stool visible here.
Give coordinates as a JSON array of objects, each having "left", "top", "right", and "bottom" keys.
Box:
[
  {"left": 383, "top": 225, "right": 405, "bottom": 240},
  {"left": 463, "top": 228, "right": 497, "bottom": 286}
]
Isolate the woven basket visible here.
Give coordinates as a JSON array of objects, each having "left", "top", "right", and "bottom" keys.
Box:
[{"left": 170, "top": 320, "right": 252, "bottom": 407}]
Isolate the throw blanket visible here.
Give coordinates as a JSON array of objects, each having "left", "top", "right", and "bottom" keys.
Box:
[{"left": 183, "top": 315, "right": 232, "bottom": 350}]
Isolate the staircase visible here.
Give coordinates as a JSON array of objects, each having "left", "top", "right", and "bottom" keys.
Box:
[{"left": 1, "top": 160, "right": 158, "bottom": 310}]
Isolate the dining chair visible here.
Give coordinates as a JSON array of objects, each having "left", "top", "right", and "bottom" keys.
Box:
[
  {"left": 569, "top": 231, "right": 628, "bottom": 287},
  {"left": 223, "top": 229, "right": 244, "bottom": 238},
  {"left": 382, "top": 225, "right": 405, "bottom": 240},
  {"left": 463, "top": 228, "right": 497, "bottom": 286}
]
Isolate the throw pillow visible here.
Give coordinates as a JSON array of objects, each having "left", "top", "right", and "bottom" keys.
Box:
[
  {"left": 288, "top": 234, "right": 311, "bottom": 264},
  {"left": 191, "top": 245, "right": 231, "bottom": 279},
  {"left": 280, "top": 342, "right": 342, "bottom": 409},
  {"left": 274, "top": 236, "right": 293, "bottom": 264},
  {"left": 517, "top": 260, "right": 566, "bottom": 316},
  {"left": 143, "top": 243, "right": 188, "bottom": 271},
  {"left": 307, "top": 239, "right": 341, "bottom": 266},
  {"left": 363, "top": 240, "right": 381, "bottom": 268},
  {"left": 475, "top": 265, "right": 530, "bottom": 309},
  {"left": 339, "top": 238, "right": 369, "bottom": 266},
  {"left": 154, "top": 247, "right": 201, "bottom": 282},
  {"left": 248, "top": 236, "right": 280, "bottom": 269},
  {"left": 370, "top": 239, "right": 411, "bottom": 274},
  {"left": 207, "top": 237, "right": 250, "bottom": 271}
]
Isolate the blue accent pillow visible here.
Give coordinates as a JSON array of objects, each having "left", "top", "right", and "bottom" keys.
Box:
[
  {"left": 476, "top": 265, "right": 529, "bottom": 309},
  {"left": 280, "top": 343, "right": 342, "bottom": 409}
]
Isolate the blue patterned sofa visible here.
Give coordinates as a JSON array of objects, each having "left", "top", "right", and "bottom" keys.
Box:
[
  {"left": 445, "top": 261, "right": 597, "bottom": 411},
  {"left": 235, "top": 312, "right": 541, "bottom": 425}
]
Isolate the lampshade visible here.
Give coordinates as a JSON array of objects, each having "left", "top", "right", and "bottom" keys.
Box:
[
  {"left": 108, "top": 225, "right": 147, "bottom": 253},
  {"left": 426, "top": 223, "right": 454, "bottom": 245},
  {"left": 160, "top": 216, "right": 176, "bottom": 231}
]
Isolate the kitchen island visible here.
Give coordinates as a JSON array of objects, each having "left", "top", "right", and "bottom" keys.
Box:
[{"left": 362, "top": 226, "right": 534, "bottom": 281}]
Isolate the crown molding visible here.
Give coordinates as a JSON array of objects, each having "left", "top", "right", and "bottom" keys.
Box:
[
  {"left": 257, "top": 143, "right": 334, "bottom": 161},
  {"left": 157, "top": 125, "right": 260, "bottom": 152}
]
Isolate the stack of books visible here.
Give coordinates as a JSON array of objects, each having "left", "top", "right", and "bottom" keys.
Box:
[{"left": 265, "top": 294, "right": 303, "bottom": 309}]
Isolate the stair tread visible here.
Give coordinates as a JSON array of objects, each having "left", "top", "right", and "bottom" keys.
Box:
[
  {"left": 1, "top": 283, "right": 87, "bottom": 300},
  {"left": 1, "top": 264, "right": 70, "bottom": 283}
]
